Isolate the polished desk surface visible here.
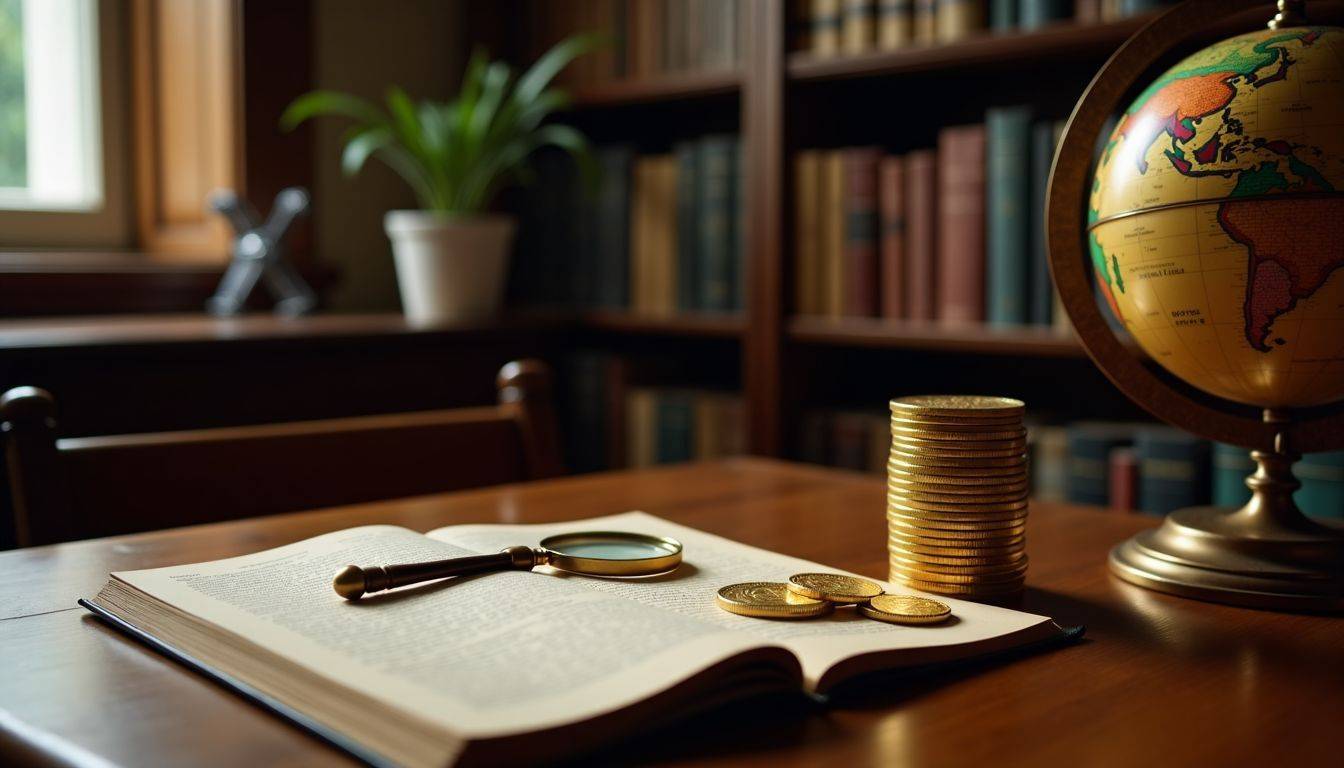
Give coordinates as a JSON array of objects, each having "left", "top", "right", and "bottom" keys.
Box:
[{"left": 1, "top": 459, "right": 1338, "bottom": 766}]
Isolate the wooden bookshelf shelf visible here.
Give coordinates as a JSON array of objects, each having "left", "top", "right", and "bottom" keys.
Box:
[
  {"left": 569, "top": 69, "right": 741, "bottom": 107},
  {"left": 580, "top": 310, "right": 745, "bottom": 338},
  {"left": 788, "top": 316, "right": 1090, "bottom": 358},
  {"left": 786, "top": 16, "right": 1154, "bottom": 83}
]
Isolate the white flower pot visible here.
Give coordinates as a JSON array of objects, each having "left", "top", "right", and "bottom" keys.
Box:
[{"left": 384, "top": 211, "right": 517, "bottom": 323}]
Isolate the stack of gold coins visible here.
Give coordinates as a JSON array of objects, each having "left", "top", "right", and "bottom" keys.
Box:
[{"left": 887, "top": 395, "right": 1028, "bottom": 599}]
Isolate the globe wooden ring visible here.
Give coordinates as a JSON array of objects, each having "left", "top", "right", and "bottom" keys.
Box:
[
  {"left": 1048, "top": 0, "right": 1344, "bottom": 611},
  {"left": 1046, "top": 0, "right": 1344, "bottom": 454}
]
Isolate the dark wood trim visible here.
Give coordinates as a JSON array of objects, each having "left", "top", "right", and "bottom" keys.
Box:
[
  {"left": 569, "top": 69, "right": 741, "bottom": 108},
  {"left": 788, "top": 316, "right": 1090, "bottom": 358},
  {"left": 579, "top": 310, "right": 744, "bottom": 338},
  {"left": 742, "top": 0, "right": 786, "bottom": 456}
]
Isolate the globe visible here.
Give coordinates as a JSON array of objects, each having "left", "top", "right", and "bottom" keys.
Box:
[{"left": 1089, "top": 24, "right": 1344, "bottom": 409}]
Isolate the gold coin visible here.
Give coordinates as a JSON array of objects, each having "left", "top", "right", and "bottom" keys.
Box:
[
  {"left": 888, "top": 518, "right": 1027, "bottom": 538},
  {"left": 889, "top": 553, "right": 1029, "bottom": 576},
  {"left": 888, "top": 537, "right": 1027, "bottom": 557},
  {"left": 889, "top": 574, "right": 1025, "bottom": 596},
  {"left": 888, "top": 515, "right": 1028, "bottom": 534},
  {"left": 890, "top": 411, "right": 1025, "bottom": 427},
  {"left": 889, "top": 451, "right": 1028, "bottom": 469},
  {"left": 890, "top": 426, "right": 1028, "bottom": 442},
  {"left": 888, "top": 546, "right": 1027, "bottom": 566},
  {"left": 891, "top": 416, "right": 1024, "bottom": 431},
  {"left": 786, "top": 573, "right": 885, "bottom": 604},
  {"left": 888, "top": 561, "right": 1027, "bottom": 584},
  {"left": 714, "top": 582, "right": 833, "bottom": 619},
  {"left": 888, "top": 486, "right": 1030, "bottom": 504},
  {"left": 888, "top": 469, "right": 1030, "bottom": 488},
  {"left": 888, "top": 496, "right": 1029, "bottom": 514},
  {"left": 891, "top": 437, "right": 1028, "bottom": 454},
  {"left": 887, "top": 505, "right": 1029, "bottom": 524},
  {"left": 860, "top": 594, "right": 952, "bottom": 625},
  {"left": 889, "top": 532, "right": 1026, "bottom": 551},
  {"left": 888, "top": 456, "right": 1027, "bottom": 475},
  {"left": 890, "top": 395, "right": 1025, "bottom": 418}
]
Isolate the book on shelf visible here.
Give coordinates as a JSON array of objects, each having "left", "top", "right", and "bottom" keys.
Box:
[
  {"left": 675, "top": 141, "right": 702, "bottom": 313},
  {"left": 936, "top": 0, "right": 986, "bottom": 42},
  {"left": 1107, "top": 446, "right": 1139, "bottom": 513},
  {"left": 936, "top": 124, "right": 986, "bottom": 323},
  {"left": 823, "top": 151, "right": 847, "bottom": 316},
  {"left": 82, "top": 512, "right": 1069, "bottom": 768},
  {"left": 1029, "top": 120, "right": 1064, "bottom": 326},
  {"left": 842, "top": 0, "right": 876, "bottom": 54},
  {"left": 843, "top": 147, "right": 883, "bottom": 317},
  {"left": 986, "top": 105, "right": 1032, "bottom": 326},
  {"left": 913, "top": 0, "right": 937, "bottom": 44},
  {"left": 631, "top": 155, "right": 679, "bottom": 317},
  {"left": 877, "top": 0, "right": 913, "bottom": 49},
  {"left": 1134, "top": 426, "right": 1210, "bottom": 515},
  {"left": 1065, "top": 422, "right": 1134, "bottom": 507},
  {"left": 697, "top": 135, "right": 741, "bottom": 312},
  {"left": 795, "top": 151, "right": 823, "bottom": 316},
  {"left": 811, "top": 0, "right": 843, "bottom": 56},
  {"left": 1296, "top": 452, "right": 1344, "bottom": 518},
  {"left": 879, "top": 155, "right": 906, "bottom": 319},
  {"left": 626, "top": 388, "right": 746, "bottom": 467},
  {"left": 905, "top": 149, "right": 938, "bottom": 321}
]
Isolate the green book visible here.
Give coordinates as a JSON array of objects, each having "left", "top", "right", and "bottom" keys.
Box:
[
  {"left": 697, "top": 136, "right": 738, "bottom": 313},
  {"left": 1028, "top": 120, "right": 1060, "bottom": 325},
  {"left": 986, "top": 106, "right": 1032, "bottom": 325},
  {"left": 1212, "top": 442, "right": 1254, "bottom": 508},
  {"left": 990, "top": 0, "right": 1017, "bottom": 30},
  {"left": 655, "top": 391, "right": 695, "bottom": 464},
  {"left": 594, "top": 145, "right": 634, "bottom": 309},
  {"left": 1297, "top": 451, "right": 1344, "bottom": 519},
  {"left": 1018, "top": 0, "right": 1071, "bottom": 29},
  {"left": 1134, "top": 426, "right": 1210, "bottom": 516},
  {"left": 675, "top": 142, "right": 700, "bottom": 312}
]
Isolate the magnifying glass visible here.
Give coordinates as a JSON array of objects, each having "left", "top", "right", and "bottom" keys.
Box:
[{"left": 332, "top": 531, "right": 684, "bottom": 600}]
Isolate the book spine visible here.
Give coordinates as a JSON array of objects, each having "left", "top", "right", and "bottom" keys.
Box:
[
  {"left": 1019, "top": 0, "right": 1072, "bottom": 28},
  {"left": 935, "top": 0, "right": 985, "bottom": 43},
  {"left": 630, "top": 156, "right": 655, "bottom": 314},
  {"left": 1030, "top": 425, "right": 1068, "bottom": 503},
  {"left": 665, "top": 0, "right": 686, "bottom": 72},
  {"left": 936, "top": 125, "right": 985, "bottom": 323},
  {"left": 842, "top": 0, "right": 875, "bottom": 54},
  {"left": 655, "top": 391, "right": 695, "bottom": 463},
  {"left": 812, "top": 0, "right": 842, "bottom": 56},
  {"left": 562, "top": 351, "right": 610, "bottom": 472},
  {"left": 732, "top": 138, "right": 745, "bottom": 311},
  {"left": 596, "top": 146, "right": 633, "bottom": 309},
  {"left": 990, "top": 0, "right": 1018, "bottom": 30},
  {"left": 913, "top": 0, "right": 937, "bottom": 44},
  {"left": 986, "top": 106, "right": 1032, "bottom": 326},
  {"left": 879, "top": 155, "right": 906, "bottom": 318},
  {"left": 1066, "top": 425, "right": 1129, "bottom": 506},
  {"left": 843, "top": 147, "right": 882, "bottom": 317},
  {"left": 653, "top": 156, "right": 679, "bottom": 316},
  {"left": 625, "top": 388, "right": 657, "bottom": 468},
  {"left": 823, "top": 151, "right": 847, "bottom": 317},
  {"left": 791, "top": 0, "right": 814, "bottom": 53},
  {"left": 795, "top": 151, "right": 822, "bottom": 315},
  {"left": 904, "top": 149, "right": 938, "bottom": 321},
  {"left": 1297, "top": 451, "right": 1344, "bottom": 519},
  {"left": 1135, "top": 428, "right": 1210, "bottom": 516},
  {"left": 877, "top": 0, "right": 912, "bottom": 49},
  {"left": 697, "top": 136, "right": 736, "bottom": 312},
  {"left": 1074, "top": 0, "right": 1102, "bottom": 24},
  {"left": 1212, "top": 442, "right": 1254, "bottom": 508},
  {"left": 1028, "top": 120, "right": 1057, "bottom": 325},
  {"left": 1108, "top": 447, "right": 1138, "bottom": 512},
  {"left": 675, "top": 142, "right": 700, "bottom": 312}
]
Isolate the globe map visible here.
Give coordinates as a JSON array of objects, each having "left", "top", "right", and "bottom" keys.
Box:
[{"left": 1089, "top": 25, "right": 1344, "bottom": 408}]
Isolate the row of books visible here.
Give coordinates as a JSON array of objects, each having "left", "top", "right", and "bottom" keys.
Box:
[
  {"left": 794, "top": 108, "right": 1069, "bottom": 327},
  {"left": 513, "top": 137, "right": 744, "bottom": 312},
  {"left": 797, "top": 411, "right": 1344, "bottom": 518},
  {"left": 527, "top": 0, "right": 743, "bottom": 86},
  {"left": 625, "top": 388, "right": 745, "bottom": 467},
  {"left": 797, "top": 0, "right": 1172, "bottom": 56}
]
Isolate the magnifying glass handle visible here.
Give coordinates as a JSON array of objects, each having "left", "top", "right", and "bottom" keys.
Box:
[{"left": 333, "top": 546, "right": 541, "bottom": 600}]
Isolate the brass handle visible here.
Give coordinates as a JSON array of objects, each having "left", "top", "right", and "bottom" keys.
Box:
[{"left": 333, "top": 545, "right": 542, "bottom": 600}]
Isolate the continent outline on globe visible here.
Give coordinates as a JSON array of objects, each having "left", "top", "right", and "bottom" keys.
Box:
[{"left": 1085, "top": 25, "right": 1344, "bottom": 408}]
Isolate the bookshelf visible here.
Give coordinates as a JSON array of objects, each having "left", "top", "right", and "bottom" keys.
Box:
[{"left": 482, "top": 0, "right": 1175, "bottom": 466}]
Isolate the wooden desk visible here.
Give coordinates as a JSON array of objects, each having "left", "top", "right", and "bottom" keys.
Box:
[{"left": 1, "top": 459, "right": 1338, "bottom": 766}]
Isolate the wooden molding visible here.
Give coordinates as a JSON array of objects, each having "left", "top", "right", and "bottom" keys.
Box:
[{"left": 130, "top": 0, "right": 244, "bottom": 260}]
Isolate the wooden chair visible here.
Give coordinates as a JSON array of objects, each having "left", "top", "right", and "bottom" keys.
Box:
[{"left": 0, "top": 359, "right": 563, "bottom": 547}]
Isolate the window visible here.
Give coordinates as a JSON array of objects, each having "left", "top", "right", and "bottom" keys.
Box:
[{"left": 0, "top": 0, "right": 102, "bottom": 211}]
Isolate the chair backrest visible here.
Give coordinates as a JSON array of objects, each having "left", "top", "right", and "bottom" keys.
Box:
[{"left": 0, "top": 359, "right": 563, "bottom": 546}]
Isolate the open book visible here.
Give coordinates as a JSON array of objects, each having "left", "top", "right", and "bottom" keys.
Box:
[{"left": 83, "top": 511, "right": 1067, "bottom": 768}]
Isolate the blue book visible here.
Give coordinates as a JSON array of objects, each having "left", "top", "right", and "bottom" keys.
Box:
[
  {"left": 1019, "top": 0, "right": 1071, "bottom": 29},
  {"left": 1134, "top": 427, "right": 1210, "bottom": 516},
  {"left": 990, "top": 0, "right": 1017, "bottom": 31},
  {"left": 655, "top": 391, "right": 695, "bottom": 464},
  {"left": 1297, "top": 451, "right": 1344, "bottom": 519},
  {"left": 986, "top": 106, "right": 1032, "bottom": 325},
  {"left": 697, "top": 136, "right": 738, "bottom": 313},
  {"left": 593, "top": 145, "right": 633, "bottom": 308},
  {"left": 674, "top": 142, "right": 700, "bottom": 312},
  {"left": 1028, "top": 121, "right": 1059, "bottom": 325},
  {"left": 1212, "top": 442, "right": 1254, "bottom": 508},
  {"left": 1066, "top": 422, "right": 1133, "bottom": 507}
]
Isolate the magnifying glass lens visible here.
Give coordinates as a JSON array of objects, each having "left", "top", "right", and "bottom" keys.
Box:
[{"left": 546, "top": 534, "right": 678, "bottom": 560}]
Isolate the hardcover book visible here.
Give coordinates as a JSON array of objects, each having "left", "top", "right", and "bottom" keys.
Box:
[
  {"left": 936, "top": 124, "right": 986, "bottom": 323},
  {"left": 879, "top": 154, "right": 906, "bottom": 318},
  {"left": 843, "top": 147, "right": 883, "bottom": 317},
  {"left": 83, "top": 512, "right": 1069, "bottom": 767},
  {"left": 986, "top": 106, "right": 1032, "bottom": 325},
  {"left": 877, "top": 0, "right": 912, "bottom": 49},
  {"left": 904, "top": 149, "right": 938, "bottom": 321}
]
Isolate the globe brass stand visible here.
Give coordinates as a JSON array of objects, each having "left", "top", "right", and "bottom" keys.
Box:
[{"left": 1048, "top": 0, "right": 1344, "bottom": 611}]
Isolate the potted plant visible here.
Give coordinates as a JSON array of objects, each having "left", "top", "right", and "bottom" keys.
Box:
[{"left": 282, "top": 37, "right": 595, "bottom": 322}]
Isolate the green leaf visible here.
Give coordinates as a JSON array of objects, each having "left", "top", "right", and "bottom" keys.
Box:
[
  {"left": 513, "top": 32, "right": 603, "bottom": 107},
  {"left": 340, "top": 127, "right": 392, "bottom": 176},
  {"left": 280, "top": 91, "right": 384, "bottom": 131}
]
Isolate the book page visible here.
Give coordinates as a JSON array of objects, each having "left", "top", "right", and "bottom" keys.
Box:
[
  {"left": 105, "top": 525, "right": 776, "bottom": 740},
  {"left": 430, "top": 511, "right": 1052, "bottom": 690}
]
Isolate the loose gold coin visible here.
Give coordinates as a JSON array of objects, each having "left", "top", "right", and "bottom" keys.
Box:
[
  {"left": 890, "top": 426, "right": 1028, "bottom": 442},
  {"left": 888, "top": 456, "right": 1027, "bottom": 475},
  {"left": 715, "top": 582, "right": 833, "bottom": 619},
  {"left": 860, "top": 594, "right": 952, "bottom": 625},
  {"left": 890, "top": 395, "right": 1025, "bottom": 418},
  {"left": 892, "top": 468, "right": 1026, "bottom": 486},
  {"left": 888, "top": 537, "right": 1027, "bottom": 557},
  {"left": 889, "top": 553, "right": 1029, "bottom": 576},
  {"left": 888, "top": 547, "right": 1027, "bottom": 566},
  {"left": 888, "top": 486, "right": 1030, "bottom": 504},
  {"left": 888, "top": 518, "right": 1027, "bottom": 538},
  {"left": 889, "top": 574, "right": 1025, "bottom": 596},
  {"left": 786, "top": 573, "right": 885, "bottom": 604},
  {"left": 888, "top": 561, "right": 1028, "bottom": 584},
  {"left": 889, "top": 451, "right": 1028, "bottom": 469},
  {"left": 888, "top": 496, "right": 1029, "bottom": 514}
]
